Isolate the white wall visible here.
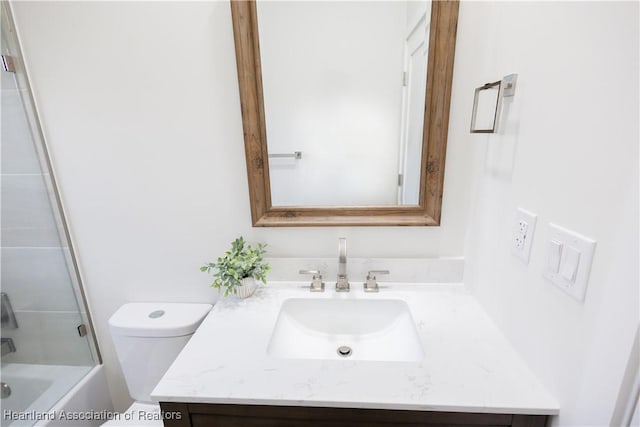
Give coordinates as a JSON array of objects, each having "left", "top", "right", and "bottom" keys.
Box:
[
  {"left": 258, "top": 1, "right": 406, "bottom": 206},
  {"left": 11, "top": 1, "right": 474, "bottom": 411},
  {"left": 455, "top": 2, "right": 639, "bottom": 427}
]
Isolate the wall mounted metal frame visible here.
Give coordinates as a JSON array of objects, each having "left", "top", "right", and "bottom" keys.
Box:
[
  {"left": 470, "top": 74, "right": 518, "bottom": 134},
  {"left": 470, "top": 80, "right": 502, "bottom": 133}
]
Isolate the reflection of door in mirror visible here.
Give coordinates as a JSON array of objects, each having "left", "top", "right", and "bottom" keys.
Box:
[
  {"left": 399, "top": 3, "right": 430, "bottom": 205},
  {"left": 256, "top": 1, "right": 431, "bottom": 207}
]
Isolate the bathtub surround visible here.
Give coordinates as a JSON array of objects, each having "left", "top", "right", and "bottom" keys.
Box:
[{"left": 8, "top": 1, "right": 638, "bottom": 425}]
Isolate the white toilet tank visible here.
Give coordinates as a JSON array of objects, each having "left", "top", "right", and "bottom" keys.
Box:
[{"left": 109, "top": 302, "right": 212, "bottom": 403}]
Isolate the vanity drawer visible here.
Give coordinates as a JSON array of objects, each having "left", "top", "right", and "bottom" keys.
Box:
[{"left": 160, "top": 402, "right": 548, "bottom": 427}]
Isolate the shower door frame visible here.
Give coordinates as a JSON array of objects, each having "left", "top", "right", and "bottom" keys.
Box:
[{"left": 1, "top": 2, "right": 101, "bottom": 365}]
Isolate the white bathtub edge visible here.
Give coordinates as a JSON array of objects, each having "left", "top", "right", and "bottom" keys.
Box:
[{"left": 37, "top": 365, "right": 113, "bottom": 427}]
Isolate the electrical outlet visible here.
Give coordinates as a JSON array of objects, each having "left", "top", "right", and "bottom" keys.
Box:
[
  {"left": 514, "top": 220, "right": 529, "bottom": 250},
  {"left": 511, "top": 208, "right": 537, "bottom": 264},
  {"left": 518, "top": 220, "right": 528, "bottom": 234}
]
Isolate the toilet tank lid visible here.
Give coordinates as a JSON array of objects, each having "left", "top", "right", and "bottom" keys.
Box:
[{"left": 109, "top": 303, "right": 212, "bottom": 337}]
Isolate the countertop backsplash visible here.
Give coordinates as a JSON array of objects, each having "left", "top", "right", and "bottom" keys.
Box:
[{"left": 264, "top": 257, "right": 464, "bottom": 284}]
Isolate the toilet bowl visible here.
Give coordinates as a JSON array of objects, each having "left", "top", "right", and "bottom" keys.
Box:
[{"left": 103, "top": 302, "right": 211, "bottom": 426}]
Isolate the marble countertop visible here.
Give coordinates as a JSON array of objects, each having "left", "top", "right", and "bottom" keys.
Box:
[{"left": 151, "top": 282, "right": 559, "bottom": 415}]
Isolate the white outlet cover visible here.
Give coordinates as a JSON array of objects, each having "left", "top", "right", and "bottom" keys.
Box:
[
  {"left": 511, "top": 208, "right": 538, "bottom": 264},
  {"left": 511, "top": 208, "right": 537, "bottom": 264},
  {"left": 542, "top": 223, "right": 597, "bottom": 302}
]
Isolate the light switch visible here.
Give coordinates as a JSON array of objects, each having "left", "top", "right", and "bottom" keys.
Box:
[
  {"left": 542, "top": 223, "right": 596, "bottom": 303},
  {"left": 560, "top": 246, "right": 581, "bottom": 282},
  {"left": 547, "top": 240, "right": 563, "bottom": 273}
]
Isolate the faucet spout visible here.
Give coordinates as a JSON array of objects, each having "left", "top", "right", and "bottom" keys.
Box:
[
  {"left": 1, "top": 338, "right": 16, "bottom": 357},
  {"left": 336, "top": 237, "right": 349, "bottom": 292}
]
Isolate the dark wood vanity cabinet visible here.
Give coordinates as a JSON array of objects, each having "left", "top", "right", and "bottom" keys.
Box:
[{"left": 160, "top": 402, "right": 548, "bottom": 427}]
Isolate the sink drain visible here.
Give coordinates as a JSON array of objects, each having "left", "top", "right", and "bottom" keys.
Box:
[{"left": 336, "top": 345, "right": 352, "bottom": 357}]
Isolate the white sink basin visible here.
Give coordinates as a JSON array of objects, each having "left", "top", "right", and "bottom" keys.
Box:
[{"left": 267, "top": 298, "right": 424, "bottom": 362}]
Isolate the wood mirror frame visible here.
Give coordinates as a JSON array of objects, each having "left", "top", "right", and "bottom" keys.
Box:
[{"left": 230, "top": 0, "right": 459, "bottom": 227}]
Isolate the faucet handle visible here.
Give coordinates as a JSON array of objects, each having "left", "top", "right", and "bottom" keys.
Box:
[
  {"left": 299, "top": 270, "right": 325, "bottom": 292},
  {"left": 364, "top": 270, "right": 389, "bottom": 293}
]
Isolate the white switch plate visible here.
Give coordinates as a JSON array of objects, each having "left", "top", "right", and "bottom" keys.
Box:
[
  {"left": 543, "top": 223, "right": 597, "bottom": 302},
  {"left": 511, "top": 208, "right": 537, "bottom": 264},
  {"left": 547, "top": 240, "right": 563, "bottom": 273}
]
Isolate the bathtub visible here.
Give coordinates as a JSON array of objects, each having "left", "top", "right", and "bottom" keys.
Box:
[{"left": 1, "top": 364, "right": 112, "bottom": 427}]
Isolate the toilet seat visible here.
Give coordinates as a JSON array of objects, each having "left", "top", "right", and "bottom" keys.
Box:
[{"left": 102, "top": 402, "right": 162, "bottom": 426}]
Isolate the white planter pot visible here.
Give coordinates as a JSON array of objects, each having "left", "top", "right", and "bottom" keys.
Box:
[{"left": 235, "top": 277, "right": 258, "bottom": 299}]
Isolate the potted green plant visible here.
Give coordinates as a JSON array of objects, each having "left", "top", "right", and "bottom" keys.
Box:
[{"left": 200, "top": 236, "right": 270, "bottom": 298}]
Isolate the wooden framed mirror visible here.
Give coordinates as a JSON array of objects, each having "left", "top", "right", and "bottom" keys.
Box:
[{"left": 231, "top": 0, "right": 459, "bottom": 227}]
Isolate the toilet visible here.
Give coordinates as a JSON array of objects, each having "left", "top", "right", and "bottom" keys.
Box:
[{"left": 104, "top": 302, "right": 212, "bottom": 426}]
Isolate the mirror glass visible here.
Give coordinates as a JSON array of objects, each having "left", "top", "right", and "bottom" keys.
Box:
[{"left": 256, "top": 1, "right": 431, "bottom": 206}]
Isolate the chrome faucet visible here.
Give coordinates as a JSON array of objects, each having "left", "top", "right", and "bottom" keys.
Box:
[
  {"left": 363, "top": 270, "right": 389, "bottom": 293},
  {"left": 336, "top": 237, "right": 349, "bottom": 292},
  {"left": 299, "top": 269, "right": 325, "bottom": 292},
  {"left": 1, "top": 338, "right": 16, "bottom": 357},
  {"left": 1, "top": 293, "right": 18, "bottom": 329}
]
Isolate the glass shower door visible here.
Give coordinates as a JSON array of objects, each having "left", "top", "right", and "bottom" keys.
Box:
[{"left": 1, "top": 5, "right": 99, "bottom": 426}]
